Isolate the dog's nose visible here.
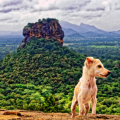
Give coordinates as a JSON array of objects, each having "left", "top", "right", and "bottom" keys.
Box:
[{"left": 108, "top": 71, "right": 111, "bottom": 75}]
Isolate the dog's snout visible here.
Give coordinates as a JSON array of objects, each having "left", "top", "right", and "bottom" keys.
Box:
[{"left": 108, "top": 71, "right": 111, "bottom": 75}]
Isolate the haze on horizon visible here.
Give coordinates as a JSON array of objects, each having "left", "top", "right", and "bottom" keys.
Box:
[{"left": 0, "top": 0, "right": 120, "bottom": 32}]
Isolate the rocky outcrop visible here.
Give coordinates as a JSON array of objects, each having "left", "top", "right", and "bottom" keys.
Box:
[
  {"left": 19, "top": 18, "right": 64, "bottom": 48},
  {"left": 1, "top": 110, "right": 120, "bottom": 120}
]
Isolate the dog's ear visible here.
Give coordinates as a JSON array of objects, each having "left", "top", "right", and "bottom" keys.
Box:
[
  {"left": 85, "top": 57, "right": 93, "bottom": 68},
  {"left": 87, "top": 57, "right": 93, "bottom": 64}
]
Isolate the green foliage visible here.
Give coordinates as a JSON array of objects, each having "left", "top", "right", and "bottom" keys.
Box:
[
  {"left": 0, "top": 83, "right": 67, "bottom": 112},
  {"left": 27, "top": 18, "right": 59, "bottom": 27},
  {"left": 25, "top": 23, "right": 34, "bottom": 28},
  {"left": 0, "top": 37, "right": 86, "bottom": 112},
  {"left": 0, "top": 36, "right": 120, "bottom": 115},
  {"left": 66, "top": 38, "right": 120, "bottom": 60},
  {"left": 64, "top": 37, "right": 120, "bottom": 115},
  {"left": 41, "top": 18, "right": 58, "bottom": 23},
  {"left": 46, "top": 18, "right": 59, "bottom": 22},
  {"left": 0, "top": 36, "right": 23, "bottom": 60},
  {"left": 28, "top": 23, "right": 34, "bottom": 27}
]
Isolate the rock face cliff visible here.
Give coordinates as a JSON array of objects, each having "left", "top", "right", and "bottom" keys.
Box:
[{"left": 19, "top": 18, "right": 64, "bottom": 48}]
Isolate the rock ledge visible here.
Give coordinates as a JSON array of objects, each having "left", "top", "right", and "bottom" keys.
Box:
[{"left": 0, "top": 110, "right": 120, "bottom": 120}]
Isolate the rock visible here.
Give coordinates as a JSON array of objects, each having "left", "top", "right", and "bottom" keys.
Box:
[
  {"left": 3, "top": 111, "right": 21, "bottom": 116},
  {"left": 19, "top": 18, "right": 64, "bottom": 48},
  {"left": 0, "top": 110, "right": 120, "bottom": 120}
]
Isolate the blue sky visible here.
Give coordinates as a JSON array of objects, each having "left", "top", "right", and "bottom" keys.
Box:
[{"left": 0, "top": 0, "right": 120, "bottom": 31}]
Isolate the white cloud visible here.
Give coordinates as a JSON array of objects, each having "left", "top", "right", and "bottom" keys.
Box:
[
  {"left": 102, "top": 0, "right": 111, "bottom": 5},
  {"left": 0, "top": 0, "right": 120, "bottom": 31}
]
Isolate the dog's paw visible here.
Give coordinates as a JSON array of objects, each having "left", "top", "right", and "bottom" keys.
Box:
[
  {"left": 79, "top": 111, "right": 85, "bottom": 116},
  {"left": 71, "top": 115, "right": 75, "bottom": 118},
  {"left": 91, "top": 113, "right": 96, "bottom": 116},
  {"left": 71, "top": 113, "right": 75, "bottom": 118}
]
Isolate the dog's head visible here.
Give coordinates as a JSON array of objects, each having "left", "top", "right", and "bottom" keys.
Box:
[{"left": 84, "top": 57, "right": 111, "bottom": 78}]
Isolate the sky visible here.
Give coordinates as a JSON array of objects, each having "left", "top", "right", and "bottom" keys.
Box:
[{"left": 0, "top": 0, "right": 120, "bottom": 32}]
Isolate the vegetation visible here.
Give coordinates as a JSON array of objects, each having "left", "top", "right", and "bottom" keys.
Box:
[
  {"left": 28, "top": 23, "right": 34, "bottom": 28},
  {"left": 0, "top": 37, "right": 86, "bottom": 112},
  {"left": 66, "top": 38, "right": 120, "bottom": 60},
  {"left": 65, "top": 37, "right": 120, "bottom": 115},
  {"left": 0, "top": 36, "right": 120, "bottom": 115},
  {"left": 0, "top": 35, "right": 23, "bottom": 60},
  {"left": 25, "top": 18, "right": 59, "bottom": 28}
]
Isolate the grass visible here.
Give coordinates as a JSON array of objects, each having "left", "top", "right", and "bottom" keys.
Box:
[
  {"left": 63, "top": 43, "right": 74, "bottom": 46},
  {"left": 90, "top": 45, "right": 117, "bottom": 48}
]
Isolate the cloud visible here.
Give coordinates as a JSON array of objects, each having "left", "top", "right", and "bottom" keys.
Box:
[
  {"left": 114, "top": 1, "right": 120, "bottom": 10},
  {"left": 86, "top": 7, "right": 105, "bottom": 11},
  {"left": 0, "top": 9, "right": 12, "bottom": 13},
  {"left": 115, "top": 7, "right": 120, "bottom": 10},
  {"left": 0, "top": 0, "right": 119, "bottom": 31},
  {"left": 31, "top": 0, "right": 92, "bottom": 12},
  {"left": 31, "top": 5, "right": 59, "bottom": 12},
  {"left": 0, "top": 18, "right": 10, "bottom": 21},
  {"left": 102, "top": 0, "right": 111, "bottom": 5},
  {"left": 83, "top": 14, "right": 102, "bottom": 19},
  {"left": 0, "top": 8, "right": 21, "bottom": 13},
  {"left": 0, "top": 0, "right": 22, "bottom": 7},
  {"left": 8, "top": 20, "right": 19, "bottom": 23},
  {"left": 58, "top": 0, "right": 91, "bottom": 10}
]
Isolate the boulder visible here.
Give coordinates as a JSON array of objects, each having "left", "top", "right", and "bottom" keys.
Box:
[{"left": 19, "top": 18, "right": 64, "bottom": 48}]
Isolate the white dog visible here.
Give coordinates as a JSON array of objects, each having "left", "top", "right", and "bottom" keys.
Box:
[{"left": 71, "top": 57, "right": 111, "bottom": 118}]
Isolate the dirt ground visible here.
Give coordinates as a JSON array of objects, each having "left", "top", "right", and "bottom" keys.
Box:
[{"left": 0, "top": 109, "right": 120, "bottom": 120}]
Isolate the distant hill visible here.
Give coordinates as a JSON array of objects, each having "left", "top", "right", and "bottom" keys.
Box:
[
  {"left": 67, "top": 33, "right": 83, "bottom": 37},
  {"left": 62, "top": 28, "right": 78, "bottom": 36},
  {"left": 60, "top": 21, "right": 120, "bottom": 37},
  {"left": 60, "top": 20, "right": 106, "bottom": 34},
  {"left": 60, "top": 21, "right": 85, "bottom": 33},
  {"left": 79, "top": 23, "right": 107, "bottom": 34},
  {"left": 113, "top": 30, "right": 120, "bottom": 35},
  {"left": 1, "top": 21, "right": 120, "bottom": 38},
  {"left": 63, "top": 28, "right": 83, "bottom": 37}
]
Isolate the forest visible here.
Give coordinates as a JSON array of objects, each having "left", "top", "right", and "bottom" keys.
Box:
[
  {"left": 0, "top": 35, "right": 23, "bottom": 60},
  {"left": 65, "top": 37, "right": 120, "bottom": 60},
  {"left": 0, "top": 36, "right": 119, "bottom": 115}
]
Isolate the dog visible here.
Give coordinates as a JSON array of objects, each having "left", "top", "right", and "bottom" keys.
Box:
[{"left": 71, "top": 57, "right": 111, "bottom": 118}]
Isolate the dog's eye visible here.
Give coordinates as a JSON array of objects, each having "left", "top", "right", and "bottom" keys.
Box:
[{"left": 97, "top": 65, "right": 102, "bottom": 68}]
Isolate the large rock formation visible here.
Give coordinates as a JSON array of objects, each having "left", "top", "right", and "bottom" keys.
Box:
[{"left": 19, "top": 18, "right": 64, "bottom": 48}]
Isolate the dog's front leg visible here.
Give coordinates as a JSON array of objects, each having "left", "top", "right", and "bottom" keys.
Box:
[
  {"left": 91, "top": 94, "right": 97, "bottom": 115},
  {"left": 78, "top": 95, "right": 83, "bottom": 115}
]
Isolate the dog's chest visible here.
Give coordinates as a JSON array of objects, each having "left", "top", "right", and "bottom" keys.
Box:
[
  {"left": 81, "top": 84, "right": 96, "bottom": 103},
  {"left": 87, "top": 87, "right": 94, "bottom": 95}
]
